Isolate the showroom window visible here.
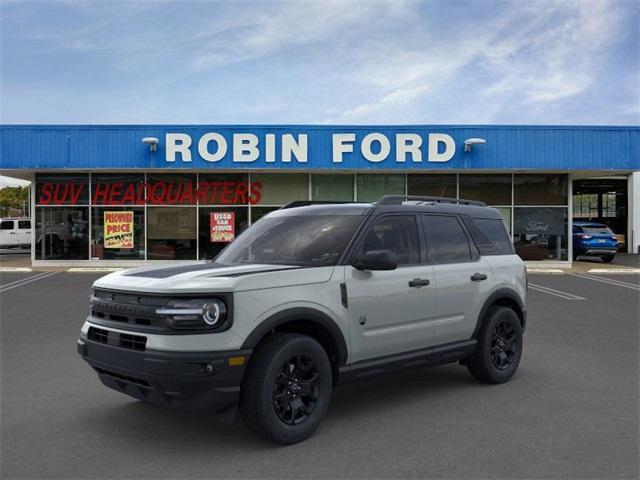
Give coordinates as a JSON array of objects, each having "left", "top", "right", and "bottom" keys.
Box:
[
  {"left": 147, "top": 173, "right": 198, "bottom": 205},
  {"left": 91, "top": 173, "right": 145, "bottom": 205},
  {"left": 515, "top": 174, "right": 568, "bottom": 205},
  {"left": 198, "top": 173, "right": 254, "bottom": 205},
  {"left": 199, "top": 207, "right": 249, "bottom": 260},
  {"left": 311, "top": 174, "right": 354, "bottom": 201},
  {"left": 36, "top": 174, "right": 89, "bottom": 205},
  {"left": 356, "top": 174, "right": 405, "bottom": 202},
  {"left": 407, "top": 174, "right": 457, "bottom": 198},
  {"left": 35, "top": 207, "right": 89, "bottom": 260},
  {"left": 90, "top": 208, "right": 145, "bottom": 260},
  {"left": 147, "top": 207, "right": 197, "bottom": 260},
  {"left": 251, "top": 173, "right": 308, "bottom": 205},
  {"left": 459, "top": 174, "right": 511, "bottom": 205},
  {"left": 31, "top": 172, "right": 571, "bottom": 263},
  {"left": 513, "top": 207, "right": 568, "bottom": 261}
]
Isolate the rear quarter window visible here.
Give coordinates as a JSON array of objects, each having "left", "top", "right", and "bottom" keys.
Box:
[
  {"left": 582, "top": 226, "right": 614, "bottom": 235},
  {"left": 472, "top": 218, "right": 514, "bottom": 255}
]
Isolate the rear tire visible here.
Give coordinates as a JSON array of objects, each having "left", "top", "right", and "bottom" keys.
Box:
[
  {"left": 239, "top": 333, "right": 332, "bottom": 445},
  {"left": 467, "top": 306, "right": 523, "bottom": 384},
  {"left": 601, "top": 255, "right": 614, "bottom": 263}
]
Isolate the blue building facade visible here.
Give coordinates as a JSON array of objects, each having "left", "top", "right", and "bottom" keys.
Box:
[{"left": 1, "top": 125, "right": 638, "bottom": 265}]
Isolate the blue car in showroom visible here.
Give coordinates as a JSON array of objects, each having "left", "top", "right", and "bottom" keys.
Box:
[{"left": 572, "top": 222, "right": 619, "bottom": 262}]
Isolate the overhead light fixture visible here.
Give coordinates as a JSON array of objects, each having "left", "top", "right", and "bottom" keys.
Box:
[
  {"left": 142, "top": 137, "right": 159, "bottom": 152},
  {"left": 464, "top": 138, "right": 486, "bottom": 152}
]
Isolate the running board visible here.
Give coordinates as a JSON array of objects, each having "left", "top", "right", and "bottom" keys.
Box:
[{"left": 338, "top": 339, "right": 477, "bottom": 384}]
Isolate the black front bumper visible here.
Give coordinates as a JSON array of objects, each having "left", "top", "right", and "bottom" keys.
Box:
[{"left": 77, "top": 337, "right": 251, "bottom": 413}]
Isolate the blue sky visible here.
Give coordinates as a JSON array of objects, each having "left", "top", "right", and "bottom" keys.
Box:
[{"left": 1, "top": 0, "right": 638, "bottom": 125}]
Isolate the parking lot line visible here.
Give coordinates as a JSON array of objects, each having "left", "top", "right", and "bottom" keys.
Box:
[
  {"left": 570, "top": 273, "right": 640, "bottom": 291},
  {"left": 0, "top": 272, "right": 58, "bottom": 293},
  {"left": 528, "top": 282, "right": 586, "bottom": 300}
]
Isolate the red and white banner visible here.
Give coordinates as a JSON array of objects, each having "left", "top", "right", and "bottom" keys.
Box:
[{"left": 210, "top": 212, "right": 235, "bottom": 243}]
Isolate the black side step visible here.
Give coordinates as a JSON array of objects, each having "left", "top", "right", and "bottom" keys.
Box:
[{"left": 337, "top": 339, "right": 477, "bottom": 384}]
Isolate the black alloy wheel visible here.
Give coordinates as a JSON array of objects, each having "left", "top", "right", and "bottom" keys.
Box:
[
  {"left": 490, "top": 319, "right": 518, "bottom": 371},
  {"left": 239, "top": 333, "right": 332, "bottom": 444},
  {"left": 467, "top": 305, "right": 523, "bottom": 384},
  {"left": 273, "top": 355, "right": 320, "bottom": 425}
]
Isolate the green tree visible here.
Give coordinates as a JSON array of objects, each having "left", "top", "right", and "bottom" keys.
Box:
[{"left": 0, "top": 186, "right": 29, "bottom": 217}]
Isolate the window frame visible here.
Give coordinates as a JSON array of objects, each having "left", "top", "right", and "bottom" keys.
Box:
[{"left": 421, "top": 213, "right": 479, "bottom": 265}]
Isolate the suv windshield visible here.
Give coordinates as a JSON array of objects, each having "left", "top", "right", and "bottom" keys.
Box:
[{"left": 215, "top": 214, "right": 363, "bottom": 266}]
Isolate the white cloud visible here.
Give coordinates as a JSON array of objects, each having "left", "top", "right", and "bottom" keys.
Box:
[{"left": 333, "top": 85, "right": 429, "bottom": 122}]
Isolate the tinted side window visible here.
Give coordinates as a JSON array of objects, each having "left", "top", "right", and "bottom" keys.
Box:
[
  {"left": 423, "top": 215, "right": 472, "bottom": 263},
  {"left": 474, "top": 218, "right": 514, "bottom": 255},
  {"left": 361, "top": 216, "right": 420, "bottom": 265},
  {"left": 18, "top": 220, "right": 31, "bottom": 229},
  {"left": 1, "top": 221, "right": 14, "bottom": 230}
]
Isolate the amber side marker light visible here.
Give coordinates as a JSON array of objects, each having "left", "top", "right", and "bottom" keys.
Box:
[{"left": 228, "top": 356, "right": 246, "bottom": 366}]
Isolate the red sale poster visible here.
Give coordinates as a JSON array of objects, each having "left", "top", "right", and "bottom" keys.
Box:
[{"left": 210, "top": 212, "right": 235, "bottom": 243}]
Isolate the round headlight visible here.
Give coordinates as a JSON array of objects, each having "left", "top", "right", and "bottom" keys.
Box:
[{"left": 203, "top": 300, "right": 226, "bottom": 326}]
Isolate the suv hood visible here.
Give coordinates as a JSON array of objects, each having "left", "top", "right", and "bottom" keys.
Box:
[{"left": 92, "top": 262, "right": 335, "bottom": 294}]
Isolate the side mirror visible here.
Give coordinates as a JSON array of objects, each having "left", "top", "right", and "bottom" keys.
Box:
[{"left": 353, "top": 249, "right": 398, "bottom": 271}]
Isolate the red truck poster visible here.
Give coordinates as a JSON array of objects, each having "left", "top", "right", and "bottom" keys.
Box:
[{"left": 210, "top": 212, "right": 235, "bottom": 243}]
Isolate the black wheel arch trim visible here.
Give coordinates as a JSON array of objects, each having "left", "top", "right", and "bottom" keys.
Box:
[
  {"left": 473, "top": 288, "right": 526, "bottom": 338},
  {"left": 241, "top": 307, "right": 349, "bottom": 366}
]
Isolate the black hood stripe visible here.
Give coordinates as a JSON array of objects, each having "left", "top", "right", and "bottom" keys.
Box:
[{"left": 123, "top": 263, "right": 302, "bottom": 279}]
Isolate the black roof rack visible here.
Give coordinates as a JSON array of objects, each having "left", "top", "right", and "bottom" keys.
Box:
[
  {"left": 376, "top": 195, "right": 486, "bottom": 207},
  {"left": 281, "top": 200, "right": 358, "bottom": 209}
]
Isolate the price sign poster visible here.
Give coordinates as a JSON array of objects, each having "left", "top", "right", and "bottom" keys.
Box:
[
  {"left": 104, "top": 211, "right": 134, "bottom": 248},
  {"left": 210, "top": 212, "right": 235, "bottom": 243}
]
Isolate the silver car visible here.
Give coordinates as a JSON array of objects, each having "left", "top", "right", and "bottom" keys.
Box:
[{"left": 78, "top": 195, "right": 527, "bottom": 444}]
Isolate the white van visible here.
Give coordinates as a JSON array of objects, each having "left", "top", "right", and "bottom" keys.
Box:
[{"left": 0, "top": 217, "right": 32, "bottom": 249}]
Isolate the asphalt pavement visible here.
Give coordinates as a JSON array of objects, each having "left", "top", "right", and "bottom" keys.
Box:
[{"left": 1, "top": 271, "right": 638, "bottom": 479}]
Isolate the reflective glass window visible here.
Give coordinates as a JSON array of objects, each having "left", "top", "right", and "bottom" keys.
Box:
[
  {"left": 199, "top": 207, "right": 249, "bottom": 260},
  {"left": 147, "top": 207, "right": 197, "bottom": 259},
  {"left": 407, "top": 175, "right": 457, "bottom": 198},
  {"left": 514, "top": 174, "right": 567, "bottom": 205},
  {"left": 36, "top": 174, "right": 89, "bottom": 205},
  {"left": 91, "top": 173, "right": 146, "bottom": 205},
  {"left": 459, "top": 174, "right": 511, "bottom": 205},
  {"left": 251, "top": 173, "right": 308, "bottom": 205},
  {"left": 197, "top": 173, "right": 256, "bottom": 205},
  {"left": 513, "top": 207, "right": 568, "bottom": 261},
  {"left": 423, "top": 215, "right": 472, "bottom": 264},
  {"left": 35, "top": 207, "right": 89, "bottom": 259},
  {"left": 311, "top": 174, "right": 354, "bottom": 201},
  {"left": 91, "top": 208, "right": 145, "bottom": 260},
  {"left": 356, "top": 174, "right": 405, "bottom": 202},
  {"left": 147, "top": 173, "right": 197, "bottom": 205},
  {"left": 359, "top": 215, "right": 420, "bottom": 265}
]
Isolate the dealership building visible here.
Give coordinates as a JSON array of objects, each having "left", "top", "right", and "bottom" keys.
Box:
[{"left": 1, "top": 125, "right": 638, "bottom": 267}]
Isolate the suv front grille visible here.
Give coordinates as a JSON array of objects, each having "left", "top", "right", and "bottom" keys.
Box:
[
  {"left": 87, "top": 326, "right": 147, "bottom": 351},
  {"left": 90, "top": 289, "right": 172, "bottom": 332}
]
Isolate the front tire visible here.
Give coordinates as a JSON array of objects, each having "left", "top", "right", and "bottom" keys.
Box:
[
  {"left": 601, "top": 255, "right": 614, "bottom": 263},
  {"left": 239, "top": 333, "right": 332, "bottom": 444},
  {"left": 467, "top": 306, "right": 523, "bottom": 384}
]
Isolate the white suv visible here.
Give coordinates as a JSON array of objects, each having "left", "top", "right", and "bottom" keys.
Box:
[{"left": 78, "top": 195, "right": 527, "bottom": 444}]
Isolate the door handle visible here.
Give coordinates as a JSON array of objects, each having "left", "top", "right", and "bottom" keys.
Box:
[
  {"left": 409, "top": 278, "right": 430, "bottom": 287},
  {"left": 470, "top": 273, "right": 487, "bottom": 282}
]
